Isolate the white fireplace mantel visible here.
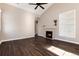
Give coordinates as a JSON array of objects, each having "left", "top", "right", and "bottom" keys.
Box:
[
  {"left": 43, "top": 27, "right": 56, "bottom": 31},
  {"left": 42, "top": 26, "right": 56, "bottom": 39}
]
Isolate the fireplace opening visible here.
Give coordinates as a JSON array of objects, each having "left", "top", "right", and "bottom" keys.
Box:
[{"left": 46, "top": 31, "right": 52, "bottom": 39}]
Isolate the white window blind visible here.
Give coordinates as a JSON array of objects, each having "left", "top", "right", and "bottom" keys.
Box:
[{"left": 59, "top": 10, "right": 76, "bottom": 38}]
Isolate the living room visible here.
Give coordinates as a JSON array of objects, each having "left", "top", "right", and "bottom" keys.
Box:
[{"left": 0, "top": 3, "right": 79, "bottom": 56}]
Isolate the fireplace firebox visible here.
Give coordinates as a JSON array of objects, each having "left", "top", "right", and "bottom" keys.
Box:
[{"left": 46, "top": 31, "right": 52, "bottom": 39}]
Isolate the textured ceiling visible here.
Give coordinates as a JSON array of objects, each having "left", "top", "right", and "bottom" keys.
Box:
[{"left": 7, "top": 3, "right": 53, "bottom": 17}]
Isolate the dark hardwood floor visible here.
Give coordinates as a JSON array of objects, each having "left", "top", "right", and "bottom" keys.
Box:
[
  {"left": 0, "top": 36, "right": 79, "bottom": 56},
  {"left": 0, "top": 37, "right": 57, "bottom": 56}
]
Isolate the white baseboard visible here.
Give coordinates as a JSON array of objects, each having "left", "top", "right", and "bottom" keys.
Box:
[
  {"left": 54, "top": 38, "right": 79, "bottom": 45},
  {"left": 1, "top": 36, "right": 79, "bottom": 45},
  {"left": 0, "top": 36, "right": 34, "bottom": 44},
  {"left": 39, "top": 35, "right": 79, "bottom": 45}
]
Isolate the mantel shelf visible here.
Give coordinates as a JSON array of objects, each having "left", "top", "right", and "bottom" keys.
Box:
[{"left": 43, "top": 27, "right": 56, "bottom": 29}]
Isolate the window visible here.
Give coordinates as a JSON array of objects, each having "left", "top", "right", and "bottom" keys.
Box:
[{"left": 59, "top": 10, "right": 76, "bottom": 38}]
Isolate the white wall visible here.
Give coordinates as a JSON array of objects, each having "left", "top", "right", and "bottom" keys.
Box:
[
  {"left": 0, "top": 4, "right": 35, "bottom": 42},
  {"left": 0, "top": 9, "right": 1, "bottom": 32},
  {"left": 38, "top": 3, "right": 79, "bottom": 44}
]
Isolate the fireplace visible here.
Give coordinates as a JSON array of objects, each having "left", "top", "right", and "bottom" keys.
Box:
[{"left": 46, "top": 31, "right": 52, "bottom": 39}]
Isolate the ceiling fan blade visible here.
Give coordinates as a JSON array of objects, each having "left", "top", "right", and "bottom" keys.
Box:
[
  {"left": 29, "top": 3, "right": 36, "bottom": 5},
  {"left": 35, "top": 6, "right": 38, "bottom": 9},
  {"left": 40, "top": 3, "right": 48, "bottom": 5},
  {"left": 40, "top": 6, "right": 45, "bottom": 9}
]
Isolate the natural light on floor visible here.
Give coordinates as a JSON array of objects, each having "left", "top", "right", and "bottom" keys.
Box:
[{"left": 46, "top": 46, "right": 78, "bottom": 56}]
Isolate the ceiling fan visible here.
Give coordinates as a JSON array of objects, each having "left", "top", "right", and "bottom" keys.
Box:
[{"left": 29, "top": 3, "right": 48, "bottom": 10}]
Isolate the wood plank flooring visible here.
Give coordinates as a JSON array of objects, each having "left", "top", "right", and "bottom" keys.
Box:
[
  {"left": 0, "top": 37, "right": 57, "bottom": 56},
  {"left": 0, "top": 36, "right": 79, "bottom": 56}
]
